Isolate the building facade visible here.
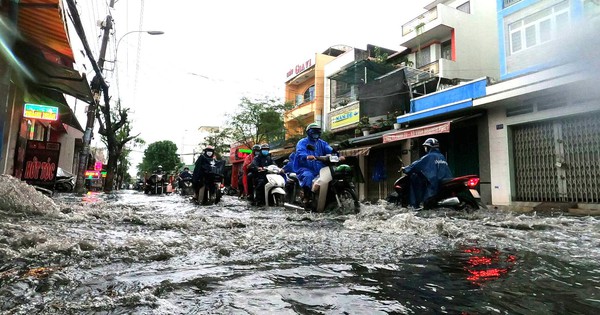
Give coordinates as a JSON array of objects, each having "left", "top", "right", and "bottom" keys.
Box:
[{"left": 474, "top": 0, "right": 600, "bottom": 208}]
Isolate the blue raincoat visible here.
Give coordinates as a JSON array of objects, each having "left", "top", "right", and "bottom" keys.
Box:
[
  {"left": 403, "top": 148, "right": 453, "bottom": 205},
  {"left": 294, "top": 137, "right": 333, "bottom": 188}
]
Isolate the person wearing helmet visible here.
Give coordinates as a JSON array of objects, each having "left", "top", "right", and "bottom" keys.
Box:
[
  {"left": 242, "top": 144, "right": 261, "bottom": 201},
  {"left": 294, "top": 123, "right": 335, "bottom": 207},
  {"left": 249, "top": 143, "right": 276, "bottom": 206},
  {"left": 155, "top": 165, "right": 164, "bottom": 174},
  {"left": 192, "top": 145, "right": 216, "bottom": 200},
  {"left": 177, "top": 167, "right": 192, "bottom": 189},
  {"left": 402, "top": 137, "right": 453, "bottom": 208}
]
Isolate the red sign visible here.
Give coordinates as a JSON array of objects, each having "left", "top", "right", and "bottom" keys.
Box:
[
  {"left": 21, "top": 140, "right": 61, "bottom": 187},
  {"left": 286, "top": 58, "right": 314, "bottom": 79},
  {"left": 383, "top": 121, "right": 451, "bottom": 143}
]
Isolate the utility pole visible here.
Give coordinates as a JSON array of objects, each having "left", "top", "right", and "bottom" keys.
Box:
[{"left": 75, "top": 0, "right": 116, "bottom": 193}]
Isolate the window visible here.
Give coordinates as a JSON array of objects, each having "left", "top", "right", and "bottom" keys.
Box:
[
  {"left": 303, "top": 85, "right": 315, "bottom": 103},
  {"left": 441, "top": 40, "right": 452, "bottom": 60},
  {"left": 508, "top": 1, "right": 570, "bottom": 54},
  {"left": 457, "top": 1, "right": 470, "bottom": 14},
  {"left": 416, "top": 46, "right": 431, "bottom": 68}
]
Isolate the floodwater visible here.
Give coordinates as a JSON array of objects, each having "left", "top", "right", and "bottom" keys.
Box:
[{"left": 1, "top": 184, "right": 599, "bottom": 314}]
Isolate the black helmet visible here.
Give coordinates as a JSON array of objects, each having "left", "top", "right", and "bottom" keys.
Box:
[
  {"left": 305, "top": 122, "right": 321, "bottom": 133},
  {"left": 158, "top": 165, "right": 163, "bottom": 169},
  {"left": 203, "top": 145, "right": 215, "bottom": 152},
  {"left": 422, "top": 138, "right": 439, "bottom": 148},
  {"left": 260, "top": 143, "right": 270, "bottom": 150},
  {"left": 252, "top": 144, "right": 261, "bottom": 151}
]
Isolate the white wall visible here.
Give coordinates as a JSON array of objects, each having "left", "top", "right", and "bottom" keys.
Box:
[{"left": 323, "top": 50, "right": 359, "bottom": 131}]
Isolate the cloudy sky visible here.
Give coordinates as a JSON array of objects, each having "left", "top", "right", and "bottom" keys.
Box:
[{"left": 68, "top": 0, "right": 426, "bottom": 171}]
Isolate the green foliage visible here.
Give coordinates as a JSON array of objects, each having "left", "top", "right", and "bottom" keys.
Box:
[
  {"left": 202, "top": 128, "right": 231, "bottom": 160},
  {"left": 225, "top": 96, "right": 292, "bottom": 148},
  {"left": 139, "top": 140, "right": 182, "bottom": 174}
]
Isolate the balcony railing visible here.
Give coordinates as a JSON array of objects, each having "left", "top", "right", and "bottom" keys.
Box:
[
  {"left": 503, "top": 0, "right": 523, "bottom": 8},
  {"left": 402, "top": 7, "right": 438, "bottom": 36}
]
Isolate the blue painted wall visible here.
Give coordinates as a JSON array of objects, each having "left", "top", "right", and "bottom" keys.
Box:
[{"left": 410, "top": 78, "right": 487, "bottom": 113}]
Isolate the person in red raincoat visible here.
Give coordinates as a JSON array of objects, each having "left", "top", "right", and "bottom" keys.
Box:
[{"left": 242, "top": 144, "right": 261, "bottom": 200}]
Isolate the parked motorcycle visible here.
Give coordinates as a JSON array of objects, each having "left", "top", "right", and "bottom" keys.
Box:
[
  {"left": 144, "top": 172, "right": 167, "bottom": 195},
  {"left": 391, "top": 171, "right": 485, "bottom": 210},
  {"left": 252, "top": 164, "right": 286, "bottom": 208},
  {"left": 284, "top": 155, "right": 360, "bottom": 214},
  {"left": 196, "top": 160, "right": 224, "bottom": 205},
  {"left": 54, "top": 167, "right": 75, "bottom": 192}
]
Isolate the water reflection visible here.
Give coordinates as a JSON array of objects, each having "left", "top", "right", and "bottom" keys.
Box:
[{"left": 1, "top": 188, "right": 599, "bottom": 314}]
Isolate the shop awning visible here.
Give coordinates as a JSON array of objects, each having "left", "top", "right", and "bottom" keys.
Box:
[
  {"left": 15, "top": 41, "right": 94, "bottom": 103},
  {"left": 338, "top": 145, "right": 373, "bottom": 157},
  {"left": 270, "top": 147, "right": 295, "bottom": 160},
  {"left": 17, "top": 0, "right": 75, "bottom": 61},
  {"left": 25, "top": 88, "right": 84, "bottom": 133},
  {"left": 383, "top": 120, "right": 452, "bottom": 143}
]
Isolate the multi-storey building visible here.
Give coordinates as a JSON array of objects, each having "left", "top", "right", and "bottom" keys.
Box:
[
  {"left": 474, "top": 0, "right": 600, "bottom": 209},
  {"left": 283, "top": 46, "right": 351, "bottom": 139}
]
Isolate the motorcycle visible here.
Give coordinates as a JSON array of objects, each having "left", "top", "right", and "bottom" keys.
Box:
[
  {"left": 391, "top": 170, "right": 485, "bottom": 210},
  {"left": 178, "top": 177, "right": 194, "bottom": 196},
  {"left": 284, "top": 155, "right": 360, "bottom": 214},
  {"left": 253, "top": 164, "right": 286, "bottom": 208},
  {"left": 55, "top": 167, "right": 75, "bottom": 192},
  {"left": 144, "top": 172, "right": 167, "bottom": 195},
  {"left": 196, "top": 160, "right": 224, "bottom": 205}
]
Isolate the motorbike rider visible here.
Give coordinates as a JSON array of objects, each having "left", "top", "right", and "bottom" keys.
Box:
[
  {"left": 154, "top": 165, "right": 164, "bottom": 174},
  {"left": 242, "top": 144, "right": 261, "bottom": 201},
  {"left": 402, "top": 137, "right": 453, "bottom": 209},
  {"left": 294, "top": 123, "right": 335, "bottom": 208},
  {"left": 249, "top": 143, "right": 276, "bottom": 206},
  {"left": 177, "top": 167, "right": 192, "bottom": 188},
  {"left": 192, "top": 145, "right": 216, "bottom": 200}
]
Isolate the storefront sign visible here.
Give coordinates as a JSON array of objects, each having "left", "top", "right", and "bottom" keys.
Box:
[
  {"left": 383, "top": 121, "right": 451, "bottom": 143},
  {"left": 286, "top": 58, "right": 314, "bottom": 80},
  {"left": 23, "top": 103, "right": 59, "bottom": 121},
  {"left": 21, "top": 140, "right": 61, "bottom": 187},
  {"left": 85, "top": 170, "right": 100, "bottom": 179},
  {"left": 331, "top": 104, "right": 360, "bottom": 129}
]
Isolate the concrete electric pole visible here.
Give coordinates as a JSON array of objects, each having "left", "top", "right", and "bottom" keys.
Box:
[{"left": 75, "top": 0, "right": 116, "bottom": 193}]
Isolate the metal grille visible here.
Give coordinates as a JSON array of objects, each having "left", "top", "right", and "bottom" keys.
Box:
[
  {"left": 513, "top": 113, "right": 600, "bottom": 203},
  {"left": 562, "top": 115, "right": 600, "bottom": 203},
  {"left": 513, "top": 122, "right": 558, "bottom": 201}
]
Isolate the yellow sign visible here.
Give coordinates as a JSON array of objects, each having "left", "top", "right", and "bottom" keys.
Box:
[{"left": 331, "top": 108, "right": 359, "bottom": 129}]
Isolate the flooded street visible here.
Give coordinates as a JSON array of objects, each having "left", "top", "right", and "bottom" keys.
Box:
[{"left": 1, "top": 186, "right": 600, "bottom": 314}]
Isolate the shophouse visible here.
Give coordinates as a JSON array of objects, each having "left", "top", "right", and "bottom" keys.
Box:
[
  {"left": 0, "top": 1, "right": 93, "bottom": 190},
  {"left": 473, "top": 0, "right": 600, "bottom": 210},
  {"left": 328, "top": 0, "right": 500, "bottom": 201},
  {"left": 283, "top": 46, "right": 352, "bottom": 140}
]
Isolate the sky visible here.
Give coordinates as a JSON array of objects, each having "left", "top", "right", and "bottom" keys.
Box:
[{"left": 67, "top": 0, "right": 427, "bottom": 174}]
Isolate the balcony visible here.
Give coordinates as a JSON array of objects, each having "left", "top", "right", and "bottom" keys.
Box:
[{"left": 400, "top": 4, "right": 471, "bottom": 48}]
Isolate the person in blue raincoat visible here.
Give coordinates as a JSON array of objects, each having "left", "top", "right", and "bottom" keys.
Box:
[
  {"left": 402, "top": 138, "right": 453, "bottom": 208},
  {"left": 294, "top": 123, "right": 334, "bottom": 206}
]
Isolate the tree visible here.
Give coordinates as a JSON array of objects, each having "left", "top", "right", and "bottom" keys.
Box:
[
  {"left": 115, "top": 136, "right": 145, "bottom": 189},
  {"left": 97, "top": 98, "right": 139, "bottom": 192},
  {"left": 225, "top": 96, "right": 292, "bottom": 148},
  {"left": 202, "top": 128, "right": 231, "bottom": 160},
  {"left": 139, "top": 140, "right": 182, "bottom": 176}
]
